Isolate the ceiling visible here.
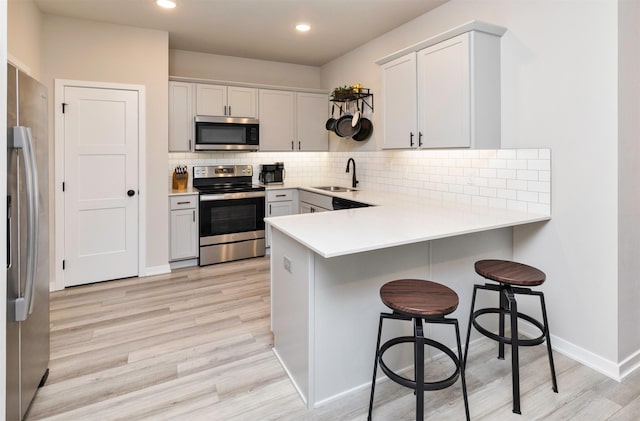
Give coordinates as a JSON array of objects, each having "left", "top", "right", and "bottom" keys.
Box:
[{"left": 33, "top": 0, "right": 448, "bottom": 66}]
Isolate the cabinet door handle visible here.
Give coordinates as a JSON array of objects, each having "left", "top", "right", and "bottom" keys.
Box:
[
  {"left": 410, "top": 132, "right": 414, "bottom": 147},
  {"left": 192, "top": 210, "right": 195, "bottom": 222},
  {"left": 269, "top": 204, "right": 272, "bottom": 214},
  {"left": 229, "top": 106, "right": 232, "bottom": 115},
  {"left": 418, "top": 132, "right": 423, "bottom": 147},
  {"left": 275, "top": 194, "right": 286, "bottom": 198},
  {"left": 291, "top": 141, "right": 294, "bottom": 150},
  {"left": 224, "top": 105, "right": 227, "bottom": 116},
  {"left": 177, "top": 201, "right": 190, "bottom": 205},
  {"left": 188, "top": 139, "right": 192, "bottom": 150},
  {"left": 298, "top": 141, "right": 301, "bottom": 150}
]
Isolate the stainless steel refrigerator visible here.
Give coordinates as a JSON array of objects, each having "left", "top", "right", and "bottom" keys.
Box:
[{"left": 6, "top": 63, "right": 50, "bottom": 420}]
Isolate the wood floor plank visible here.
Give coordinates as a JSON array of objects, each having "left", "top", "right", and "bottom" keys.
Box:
[{"left": 26, "top": 256, "right": 640, "bottom": 420}]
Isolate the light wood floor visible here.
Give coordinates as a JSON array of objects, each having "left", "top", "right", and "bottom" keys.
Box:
[{"left": 26, "top": 256, "right": 640, "bottom": 420}]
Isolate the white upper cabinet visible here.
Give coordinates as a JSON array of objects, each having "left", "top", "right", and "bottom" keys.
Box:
[
  {"left": 169, "top": 81, "right": 195, "bottom": 152},
  {"left": 296, "top": 92, "right": 329, "bottom": 151},
  {"left": 258, "top": 90, "right": 296, "bottom": 151},
  {"left": 417, "top": 33, "right": 471, "bottom": 148},
  {"left": 381, "top": 53, "right": 418, "bottom": 149},
  {"left": 379, "top": 23, "right": 504, "bottom": 149},
  {"left": 259, "top": 89, "right": 328, "bottom": 152},
  {"left": 196, "top": 83, "right": 257, "bottom": 118}
]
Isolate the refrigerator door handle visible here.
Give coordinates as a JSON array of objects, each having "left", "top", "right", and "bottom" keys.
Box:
[
  {"left": 8, "top": 126, "right": 40, "bottom": 321},
  {"left": 6, "top": 209, "right": 12, "bottom": 270}
]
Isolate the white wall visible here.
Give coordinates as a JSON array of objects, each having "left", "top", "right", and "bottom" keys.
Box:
[
  {"left": 7, "top": 0, "right": 42, "bottom": 79},
  {"left": 617, "top": 0, "right": 640, "bottom": 363},
  {"left": 321, "top": 0, "right": 622, "bottom": 373},
  {"left": 170, "top": 49, "right": 322, "bottom": 89},
  {"left": 42, "top": 15, "right": 170, "bottom": 274}
]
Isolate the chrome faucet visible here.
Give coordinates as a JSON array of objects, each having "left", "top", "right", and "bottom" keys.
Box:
[{"left": 345, "top": 158, "right": 358, "bottom": 189}]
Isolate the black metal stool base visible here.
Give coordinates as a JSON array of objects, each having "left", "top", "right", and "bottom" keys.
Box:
[
  {"left": 463, "top": 283, "right": 558, "bottom": 415},
  {"left": 368, "top": 311, "right": 470, "bottom": 421}
]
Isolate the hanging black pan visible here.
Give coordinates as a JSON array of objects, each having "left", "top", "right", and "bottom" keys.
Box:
[
  {"left": 352, "top": 117, "right": 373, "bottom": 141},
  {"left": 325, "top": 104, "right": 337, "bottom": 132},
  {"left": 335, "top": 101, "right": 361, "bottom": 138}
]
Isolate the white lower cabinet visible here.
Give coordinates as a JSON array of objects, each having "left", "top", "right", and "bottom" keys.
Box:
[
  {"left": 169, "top": 195, "right": 198, "bottom": 261},
  {"left": 298, "top": 190, "right": 332, "bottom": 213},
  {"left": 266, "top": 189, "right": 297, "bottom": 247}
]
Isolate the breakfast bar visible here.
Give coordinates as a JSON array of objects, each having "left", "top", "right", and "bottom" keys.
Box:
[{"left": 266, "top": 190, "right": 550, "bottom": 408}]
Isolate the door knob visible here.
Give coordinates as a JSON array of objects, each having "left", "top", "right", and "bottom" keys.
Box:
[{"left": 127, "top": 190, "right": 135, "bottom": 197}]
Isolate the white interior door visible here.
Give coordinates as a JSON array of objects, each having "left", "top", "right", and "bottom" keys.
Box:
[{"left": 63, "top": 86, "right": 139, "bottom": 286}]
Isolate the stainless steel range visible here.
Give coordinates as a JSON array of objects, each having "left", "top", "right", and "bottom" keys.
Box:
[{"left": 193, "top": 165, "right": 266, "bottom": 266}]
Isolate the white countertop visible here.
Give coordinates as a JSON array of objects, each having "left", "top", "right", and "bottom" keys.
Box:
[
  {"left": 265, "top": 187, "right": 550, "bottom": 258},
  {"left": 169, "top": 187, "right": 199, "bottom": 196}
]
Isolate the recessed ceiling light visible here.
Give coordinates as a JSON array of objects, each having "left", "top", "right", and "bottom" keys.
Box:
[
  {"left": 296, "top": 23, "right": 311, "bottom": 32},
  {"left": 156, "top": 0, "right": 176, "bottom": 9}
]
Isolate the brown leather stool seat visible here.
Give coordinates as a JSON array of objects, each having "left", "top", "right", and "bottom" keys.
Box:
[
  {"left": 464, "top": 260, "right": 558, "bottom": 415},
  {"left": 368, "top": 279, "right": 470, "bottom": 421}
]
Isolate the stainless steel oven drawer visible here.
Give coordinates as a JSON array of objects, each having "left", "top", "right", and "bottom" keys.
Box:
[{"left": 199, "top": 238, "right": 266, "bottom": 266}]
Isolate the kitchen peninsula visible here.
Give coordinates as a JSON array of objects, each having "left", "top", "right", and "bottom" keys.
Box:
[{"left": 266, "top": 188, "right": 550, "bottom": 408}]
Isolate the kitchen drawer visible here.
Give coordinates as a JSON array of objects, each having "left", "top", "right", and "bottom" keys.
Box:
[
  {"left": 170, "top": 195, "right": 198, "bottom": 210},
  {"left": 267, "top": 189, "right": 294, "bottom": 202}
]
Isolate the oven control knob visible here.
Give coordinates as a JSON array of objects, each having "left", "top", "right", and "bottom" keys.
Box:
[{"left": 127, "top": 190, "right": 135, "bottom": 197}]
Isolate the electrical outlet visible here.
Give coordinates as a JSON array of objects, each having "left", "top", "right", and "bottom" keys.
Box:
[{"left": 283, "top": 256, "right": 292, "bottom": 273}]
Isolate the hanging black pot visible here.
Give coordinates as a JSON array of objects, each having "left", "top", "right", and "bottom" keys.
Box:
[{"left": 351, "top": 117, "right": 373, "bottom": 141}]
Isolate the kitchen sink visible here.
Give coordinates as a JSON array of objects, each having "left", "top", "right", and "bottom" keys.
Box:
[{"left": 313, "top": 186, "right": 357, "bottom": 193}]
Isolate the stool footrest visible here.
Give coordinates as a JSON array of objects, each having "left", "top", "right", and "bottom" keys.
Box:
[
  {"left": 379, "top": 336, "right": 460, "bottom": 391},
  {"left": 471, "top": 307, "right": 547, "bottom": 347}
]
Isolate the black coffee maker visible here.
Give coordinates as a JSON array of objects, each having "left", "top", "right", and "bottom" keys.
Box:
[{"left": 259, "top": 162, "right": 285, "bottom": 184}]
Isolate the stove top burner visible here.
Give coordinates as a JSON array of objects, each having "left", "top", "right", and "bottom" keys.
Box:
[
  {"left": 192, "top": 164, "right": 265, "bottom": 195},
  {"left": 195, "top": 184, "right": 265, "bottom": 195}
]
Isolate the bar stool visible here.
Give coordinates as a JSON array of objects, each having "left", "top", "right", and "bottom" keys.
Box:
[
  {"left": 463, "top": 259, "right": 558, "bottom": 414},
  {"left": 368, "top": 279, "right": 470, "bottom": 421}
]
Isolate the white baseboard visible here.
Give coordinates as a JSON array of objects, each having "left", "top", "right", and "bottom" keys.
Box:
[
  {"left": 141, "top": 264, "right": 171, "bottom": 277},
  {"left": 519, "top": 321, "right": 623, "bottom": 381},
  {"left": 169, "top": 259, "right": 198, "bottom": 270},
  {"left": 619, "top": 349, "right": 640, "bottom": 380}
]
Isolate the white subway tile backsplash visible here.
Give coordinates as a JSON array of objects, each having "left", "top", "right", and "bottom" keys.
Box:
[
  {"left": 472, "top": 196, "right": 489, "bottom": 207},
  {"left": 528, "top": 159, "right": 550, "bottom": 171},
  {"left": 507, "top": 200, "right": 527, "bottom": 212},
  {"left": 507, "top": 160, "right": 527, "bottom": 170},
  {"left": 479, "top": 187, "right": 497, "bottom": 198},
  {"left": 517, "top": 170, "right": 538, "bottom": 181},
  {"left": 488, "top": 198, "right": 507, "bottom": 209},
  {"left": 488, "top": 178, "right": 507, "bottom": 189},
  {"left": 517, "top": 190, "right": 539, "bottom": 203},
  {"left": 497, "top": 149, "right": 517, "bottom": 159},
  {"left": 497, "top": 189, "right": 517, "bottom": 200},
  {"left": 168, "top": 148, "right": 551, "bottom": 216},
  {"left": 497, "top": 169, "right": 517, "bottom": 179},
  {"left": 517, "top": 149, "right": 539, "bottom": 160},
  {"left": 527, "top": 202, "right": 550, "bottom": 215},
  {"left": 507, "top": 179, "right": 527, "bottom": 191}
]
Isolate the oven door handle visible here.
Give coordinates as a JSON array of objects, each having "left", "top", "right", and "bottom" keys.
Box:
[{"left": 200, "top": 191, "right": 266, "bottom": 201}]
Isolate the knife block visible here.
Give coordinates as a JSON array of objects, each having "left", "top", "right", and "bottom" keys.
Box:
[{"left": 172, "top": 171, "right": 188, "bottom": 190}]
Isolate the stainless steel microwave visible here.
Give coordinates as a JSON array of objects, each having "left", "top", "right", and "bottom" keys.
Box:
[{"left": 194, "top": 115, "right": 259, "bottom": 151}]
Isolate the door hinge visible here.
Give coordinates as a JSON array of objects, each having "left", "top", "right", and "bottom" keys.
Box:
[
  {"left": 62, "top": 181, "right": 65, "bottom": 192},
  {"left": 62, "top": 259, "right": 66, "bottom": 270},
  {"left": 62, "top": 103, "right": 68, "bottom": 113}
]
